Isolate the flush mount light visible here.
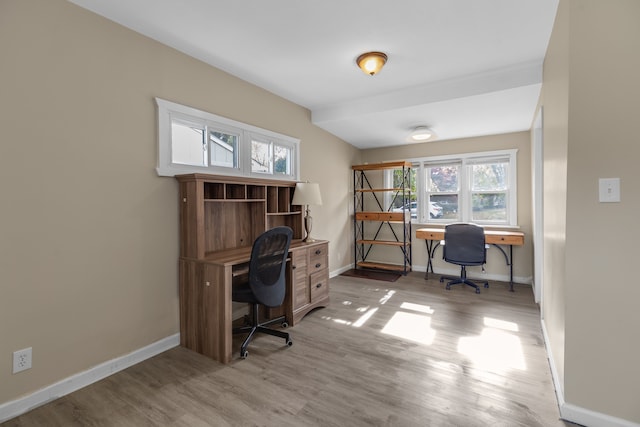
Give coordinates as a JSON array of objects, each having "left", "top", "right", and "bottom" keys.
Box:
[
  {"left": 407, "top": 126, "right": 437, "bottom": 143},
  {"left": 356, "top": 51, "right": 388, "bottom": 76}
]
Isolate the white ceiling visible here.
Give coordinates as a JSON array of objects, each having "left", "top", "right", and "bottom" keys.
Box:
[{"left": 69, "top": 0, "right": 559, "bottom": 149}]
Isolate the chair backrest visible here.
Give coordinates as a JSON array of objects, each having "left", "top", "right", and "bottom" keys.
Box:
[
  {"left": 248, "top": 226, "right": 293, "bottom": 308},
  {"left": 443, "top": 223, "right": 486, "bottom": 266}
]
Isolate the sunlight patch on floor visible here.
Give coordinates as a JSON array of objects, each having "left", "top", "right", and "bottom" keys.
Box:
[
  {"left": 457, "top": 327, "right": 526, "bottom": 371},
  {"left": 400, "top": 302, "right": 435, "bottom": 314},
  {"left": 329, "top": 318, "right": 351, "bottom": 325},
  {"left": 353, "top": 307, "right": 378, "bottom": 327},
  {"left": 381, "top": 311, "right": 436, "bottom": 345},
  {"left": 328, "top": 298, "right": 434, "bottom": 336},
  {"left": 379, "top": 290, "right": 395, "bottom": 304},
  {"left": 323, "top": 306, "right": 379, "bottom": 327},
  {"left": 484, "top": 316, "right": 519, "bottom": 332}
]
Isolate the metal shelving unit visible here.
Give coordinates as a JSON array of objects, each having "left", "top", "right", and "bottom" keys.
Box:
[{"left": 352, "top": 161, "right": 412, "bottom": 274}]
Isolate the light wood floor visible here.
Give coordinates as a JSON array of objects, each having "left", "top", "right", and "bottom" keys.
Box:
[{"left": 3, "top": 273, "right": 579, "bottom": 427}]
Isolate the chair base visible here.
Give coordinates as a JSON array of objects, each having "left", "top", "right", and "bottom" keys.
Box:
[
  {"left": 440, "top": 266, "right": 488, "bottom": 294},
  {"left": 232, "top": 303, "right": 292, "bottom": 359}
]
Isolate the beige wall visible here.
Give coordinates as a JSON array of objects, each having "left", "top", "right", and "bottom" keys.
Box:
[
  {"left": 5, "top": 0, "right": 640, "bottom": 424},
  {"left": 541, "top": 0, "right": 570, "bottom": 394},
  {"left": 0, "top": 0, "right": 358, "bottom": 405},
  {"left": 543, "top": 0, "right": 640, "bottom": 423},
  {"left": 361, "top": 132, "right": 533, "bottom": 282}
]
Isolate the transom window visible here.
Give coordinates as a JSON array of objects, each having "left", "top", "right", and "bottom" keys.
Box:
[
  {"left": 387, "top": 150, "right": 517, "bottom": 226},
  {"left": 156, "top": 98, "right": 299, "bottom": 179}
]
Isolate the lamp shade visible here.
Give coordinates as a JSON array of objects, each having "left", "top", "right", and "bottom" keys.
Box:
[
  {"left": 356, "top": 52, "right": 388, "bottom": 76},
  {"left": 292, "top": 182, "right": 323, "bottom": 206}
]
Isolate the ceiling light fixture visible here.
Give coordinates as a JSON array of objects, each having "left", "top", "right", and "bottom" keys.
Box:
[
  {"left": 407, "top": 126, "right": 437, "bottom": 143},
  {"left": 356, "top": 51, "right": 388, "bottom": 76}
]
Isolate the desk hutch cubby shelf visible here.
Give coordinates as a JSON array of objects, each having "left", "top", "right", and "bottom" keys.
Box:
[
  {"left": 352, "top": 161, "right": 412, "bottom": 274},
  {"left": 176, "top": 173, "right": 329, "bottom": 363}
]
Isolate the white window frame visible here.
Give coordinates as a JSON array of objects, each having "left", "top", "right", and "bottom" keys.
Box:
[
  {"left": 156, "top": 98, "right": 300, "bottom": 180},
  {"left": 383, "top": 167, "right": 415, "bottom": 213},
  {"left": 387, "top": 149, "right": 518, "bottom": 227}
]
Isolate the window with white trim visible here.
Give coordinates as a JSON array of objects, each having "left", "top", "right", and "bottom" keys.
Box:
[
  {"left": 386, "top": 150, "right": 517, "bottom": 226},
  {"left": 156, "top": 98, "right": 299, "bottom": 180}
]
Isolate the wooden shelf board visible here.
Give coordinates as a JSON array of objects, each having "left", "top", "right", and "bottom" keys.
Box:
[
  {"left": 355, "top": 220, "right": 409, "bottom": 224},
  {"left": 355, "top": 188, "right": 405, "bottom": 193},
  {"left": 204, "top": 198, "right": 265, "bottom": 202},
  {"left": 356, "top": 240, "right": 409, "bottom": 247},
  {"left": 266, "top": 211, "right": 302, "bottom": 216},
  {"left": 354, "top": 212, "right": 408, "bottom": 222},
  {"left": 356, "top": 261, "right": 411, "bottom": 272},
  {"left": 352, "top": 161, "right": 412, "bottom": 171}
]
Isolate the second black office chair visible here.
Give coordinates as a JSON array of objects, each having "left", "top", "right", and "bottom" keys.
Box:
[
  {"left": 440, "top": 223, "right": 489, "bottom": 294},
  {"left": 232, "top": 226, "right": 293, "bottom": 359}
]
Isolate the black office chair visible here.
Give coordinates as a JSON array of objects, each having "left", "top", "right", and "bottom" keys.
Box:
[
  {"left": 439, "top": 223, "right": 489, "bottom": 294},
  {"left": 232, "top": 226, "right": 293, "bottom": 359}
]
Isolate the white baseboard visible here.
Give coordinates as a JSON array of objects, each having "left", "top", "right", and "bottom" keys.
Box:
[
  {"left": 541, "top": 320, "right": 639, "bottom": 427},
  {"left": 561, "top": 402, "right": 640, "bottom": 427},
  {"left": 0, "top": 333, "right": 180, "bottom": 423},
  {"left": 330, "top": 265, "right": 353, "bottom": 278}
]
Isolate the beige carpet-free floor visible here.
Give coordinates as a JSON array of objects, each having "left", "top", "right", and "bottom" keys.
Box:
[{"left": 3, "top": 272, "right": 578, "bottom": 427}]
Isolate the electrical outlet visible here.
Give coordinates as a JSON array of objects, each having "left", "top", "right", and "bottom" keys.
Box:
[{"left": 13, "top": 347, "right": 32, "bottom": 374}]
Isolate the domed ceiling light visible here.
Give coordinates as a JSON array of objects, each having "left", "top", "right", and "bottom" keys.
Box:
[
  {"left": 356, "top": 51, "right": 388, "bottom": 76},
  {"left": 407, "top": 126, "right": 437, "bottom": 143}
]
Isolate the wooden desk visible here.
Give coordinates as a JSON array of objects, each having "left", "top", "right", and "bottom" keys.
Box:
[
  {"left": 176, "top": 174, "right": 330, "bottom": 364},
  {"left": 179, "top": 240, "right": 329, "bottom": 364},
  {"left": 415, "top": 228, "right": 524, "bottom": 291}
]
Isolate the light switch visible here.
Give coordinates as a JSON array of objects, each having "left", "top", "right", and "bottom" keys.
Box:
[{"left": 599, "top": 178, "right": 621, "bottom": 203}]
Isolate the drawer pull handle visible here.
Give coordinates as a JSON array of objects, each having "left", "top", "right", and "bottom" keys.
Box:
[
  {"left": 316, "top": 283, "right": 322, "bottom": 288},
  {"left": 292, "top": 265, "right": 296, "bottom": 270},
  {"left": 315, "top": 263, "right": 321, "bottom": 268},
  {"left": 315, "top": 249, "right": 322, "bottom": 255}
]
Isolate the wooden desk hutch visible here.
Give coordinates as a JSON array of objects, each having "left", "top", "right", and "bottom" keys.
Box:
[{"left": 176, "top": 173, "right": 329, "bottom": 363}]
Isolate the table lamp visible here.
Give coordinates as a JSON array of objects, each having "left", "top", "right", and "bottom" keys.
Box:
[{"left": 292, "top": 182, "right": 323, "bottom": 242}]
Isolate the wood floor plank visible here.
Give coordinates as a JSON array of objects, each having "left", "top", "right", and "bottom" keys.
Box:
[{"left": 2, "top": 273, "right": 579, "bottom": 427}]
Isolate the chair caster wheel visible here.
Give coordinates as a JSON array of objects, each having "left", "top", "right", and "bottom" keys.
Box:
[
  {"left": 484, "top": 283, "right": 489, "bottom": 288},
  {"left": 281, "top": 321, "right": 289, "bottom": 328},
  {"left": 446, "top": 284, "right": 451, "bottom": 290},
  {"left": 240, "top": 350, "right": 248, "bottom": 359},
  {"left": 475, "top": 288, "right": 481, "bottom": 294},
  {"left": 286, "top": 339, "right": 293, "bottom": 347},
  {"left": 439, "top": 277, "right": 444, "bottom": 283}
]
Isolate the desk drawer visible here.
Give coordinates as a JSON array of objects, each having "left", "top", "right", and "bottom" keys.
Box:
[
  {"left": 309, "top": 243, "right": 328, "bottom": 273},
  {"left": 487, "top": 234, "right": 524, "bottom": 245},
  {"left": 310, "top": 270, "right": 329, "bottom": 301},
  {"left": 418, "top": 231, "right": 443, "bottom": 240}
]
